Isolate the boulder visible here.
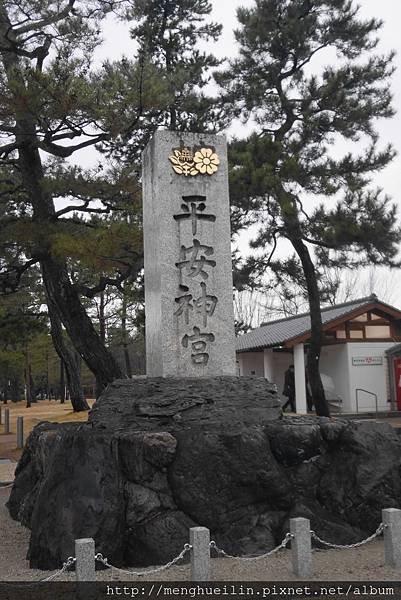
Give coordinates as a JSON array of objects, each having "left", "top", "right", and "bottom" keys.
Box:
[{"left": 7, "top": 377, "right": 401, "bottom": 569}]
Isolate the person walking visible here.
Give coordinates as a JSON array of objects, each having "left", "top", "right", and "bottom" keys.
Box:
[{"left": 282, "top": 364, "right": 296, "bottom": 412}]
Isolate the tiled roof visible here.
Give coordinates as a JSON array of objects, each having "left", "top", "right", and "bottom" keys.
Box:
[{"left": 236, "top": 295, "right": 393, "bottom": 352}]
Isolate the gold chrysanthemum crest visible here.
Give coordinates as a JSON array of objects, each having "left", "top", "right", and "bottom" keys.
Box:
[{"left": 169, "top": 146, "right": 220, "bottom": 177}]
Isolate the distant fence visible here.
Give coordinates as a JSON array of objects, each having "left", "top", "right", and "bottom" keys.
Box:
[{"left": 1, "top": 509, "right": 400, "bottom": 585}]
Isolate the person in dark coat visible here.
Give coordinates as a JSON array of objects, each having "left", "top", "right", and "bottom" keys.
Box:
[{"left": 282, "top": 364, "right": 296, "bottom": 412}]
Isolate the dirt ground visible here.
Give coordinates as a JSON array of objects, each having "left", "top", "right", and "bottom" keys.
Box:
[
  {"left": 0, "top": 488, "right": 399, "bottom": 582},
  {"left": 0, "top": 399, "right": 94, "bottom": 461}
]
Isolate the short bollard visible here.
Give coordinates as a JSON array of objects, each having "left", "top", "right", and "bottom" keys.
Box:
[
  {"left": 190, "top": 527, "right": 210, "bottom": 581},
  {"left": 383, "top": 508, "right": 401, "bottom": 567},
  {"left": 4, "top": 408, "right": 10, "bottom": 434},
  {"left": 290, "top": 517, "right": 312, "bottom": 577},
  {"left": 75, "top": 538, "right": 96, "bottom": 581},
  {"left": 16, "top": 416, "right": 24, "bottom": 449}
]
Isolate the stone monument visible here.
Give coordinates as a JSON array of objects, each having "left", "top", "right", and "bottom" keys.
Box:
[
  {"left": 142, "top": 131, "right": 236, "bottom": 377},
  {"left": 7, "top": 132, "right": 401, "bottom": 571}
]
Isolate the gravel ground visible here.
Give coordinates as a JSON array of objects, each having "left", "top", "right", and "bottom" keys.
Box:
[{"left": 0, "top": 487, "right": 399, "bottom": 582}]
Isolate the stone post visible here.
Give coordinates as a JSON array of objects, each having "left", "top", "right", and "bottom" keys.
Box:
[
  {"left": 142, "top": 131, "right": 236, "bottom": 377},
  {"left": 16, "top": 416, "right": 24, "bottom": 449},
  {"left": 75, "top": 538, "right": 96, "bottom": 581},
  {"left": 383, "top": 508, "right": 401, "bottom": 567},
  {"left": 290, "top": 517, "right": 312, "bottom": 577},
  {"left": 4, "top": 408, "right": 10, "bottom": 434},
  {"left": 190, "top": 526, "right": 210, "bottom": 581}
]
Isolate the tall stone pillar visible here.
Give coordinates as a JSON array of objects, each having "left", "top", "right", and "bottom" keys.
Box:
[{"left": 142, "top": 131, "right": 236, "bottom": 377}]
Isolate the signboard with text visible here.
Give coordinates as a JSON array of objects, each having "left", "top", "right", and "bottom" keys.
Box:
[{"left": 352, "top": 356, "right": 383, "bottom": 366}]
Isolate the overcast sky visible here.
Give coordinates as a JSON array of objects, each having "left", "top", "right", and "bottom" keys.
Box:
[{"left": 90, "top": 1, "right": 401, "bottom": 306}]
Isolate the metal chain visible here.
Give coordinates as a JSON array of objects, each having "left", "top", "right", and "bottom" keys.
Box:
[
  {"left": 311, "top": 523, "right": 386, "bottom": 549},
  {"left": 1, "top": 557, "right": 76, "bottom": 587},
  {"left": 209, "top": 532, "right": 293, "bottom": 561},
  {"left": 0, "top": 521, "right": 387, "bottom": 586},
  {"left": 0, "top": 483, "right": 14, "bottom": 489},
  {"left": 95, "top": 543, "right": 192, "bottom": 577}
]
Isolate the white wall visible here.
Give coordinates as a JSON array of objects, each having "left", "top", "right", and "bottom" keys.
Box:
[
  {"left": 320, "top": 345, "right": 351, "bottom": 410},
  {"left": 238, "top": 352, "right": 264, "bottom": 376},
  {"left": 346, "top": 342, "right": 395, "bottom": 412},
  {"left": 237, "top": 350, "right": 293, "bottom": 395}
]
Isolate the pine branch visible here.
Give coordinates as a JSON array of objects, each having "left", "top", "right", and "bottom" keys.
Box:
[
  {"left": 0, "top": 141, "right": 20, "bottom": 157},
  {"left": 77, "top": 255, "right": 144, "bottom": 299},
  {"left": 0, "top": 258, "right": 39, "bottom": 294},
  {"left": 13, "top": 1, "right": 77, "bottom": 35},
  {"left": 38, "top": 134, "right": 109, "bottom": 158},
  {"left": 55, "top": 201, "right": 111, "bottom": 217}
]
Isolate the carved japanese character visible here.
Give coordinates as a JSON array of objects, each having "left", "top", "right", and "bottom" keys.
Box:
[
  {"left": 174, "top": 195, "right": 216, "bottom": 235},
  {"left": 194, "top": 282, "right": 218, "bottom": 327},
  {"left": 182, "top": 326, "right": 215, "bottom": 365},
  {"left": 174, "top": 283, "right": 218, "bottom": 327},
  {"left": 176, "top": 239, "right": 216, "bottom": 281},
  {"left": 174, "top": 293, "right": 193, "bottom": 324}
]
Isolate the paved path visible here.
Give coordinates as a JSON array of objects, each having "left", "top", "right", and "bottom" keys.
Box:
[{"left": 0, "top": 460, "right": 15, "bottom": 486}]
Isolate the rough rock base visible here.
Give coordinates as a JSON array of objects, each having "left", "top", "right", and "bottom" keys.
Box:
[{"left": 7, "top": 377, "right": 401, "bottom": 569}]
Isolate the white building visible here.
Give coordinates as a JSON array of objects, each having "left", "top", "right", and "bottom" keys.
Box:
[{"left": 236, "top": 295, "right": 401, "bottom": 414}]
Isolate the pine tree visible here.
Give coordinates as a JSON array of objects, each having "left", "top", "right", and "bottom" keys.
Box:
[
  {"left": 218, "top": 0, "right": 400, "bottom": 416},
  {"left": 131, "top": 0, "right": 223, "bottom": 128},
  {"left": 0, "top": 1, "right": 159, "bottom": 394},
  {"left": 110, "top": 0, "right": 227, "bottom": 160}
]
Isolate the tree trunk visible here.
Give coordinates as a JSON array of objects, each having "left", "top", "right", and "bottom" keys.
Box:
[
  {"left": 11, "top": 378, "right": 19, "bottom": 402},
  {"left": 24, "top": 348, "right": 33, "bottom": 408},
  {"left": 47, "top": 302, "right": 89, "bottom": 412},
  {"left": 60, "top": 359, "right": 65, "bottom": 404},
  {"left": 40, "top": 250, "right": 124, "bottom": 394},
  {"left": 98, "top": 291, "right": 106, "bottom": 343},
  {"left": 0, "top": 6, "right": 125, "bottom": 396},
  {"left": 29, "top": 365, "right": 36, "bottom": 402},
  {"left": 95, "top": 290, "right": 109, "bottom": 397},
  {"left": 290, "top": 237, "right": 330, "bottom": 417},
  {"left": 122, "top": 291, "right": 133, "bottom": 378},
  {"left": 45, "top": 350, "right": 49, "bottom": 399},
  {"left": 277, "top": 180, "right": 330, "bottom": 418}
]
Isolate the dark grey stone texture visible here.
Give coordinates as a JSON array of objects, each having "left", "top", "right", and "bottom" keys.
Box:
[
  {"left": 6, "top": 377, "right": 401, "bottom": 570},
  {"left": 88, "top": 376, "right": 282, "bottom": 431}
]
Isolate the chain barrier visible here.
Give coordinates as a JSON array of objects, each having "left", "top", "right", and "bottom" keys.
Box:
[
  {"left": 95, "top": 543, "right": 192, "bottom": 577},
  {"left": 311, "top": 522, "right": 387, "bottom": 549},
  {"left": 209, "top": 532, "right": 293, "bottom": 561},
  {"left": 0, "top": 483, "right": 14, "bottom": 489},
  {"left": 0, "top": 522, "right": 390, "bottom": 585},
  {"left": 1, "top": 556, "right": 76, "bottom": 588}
]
